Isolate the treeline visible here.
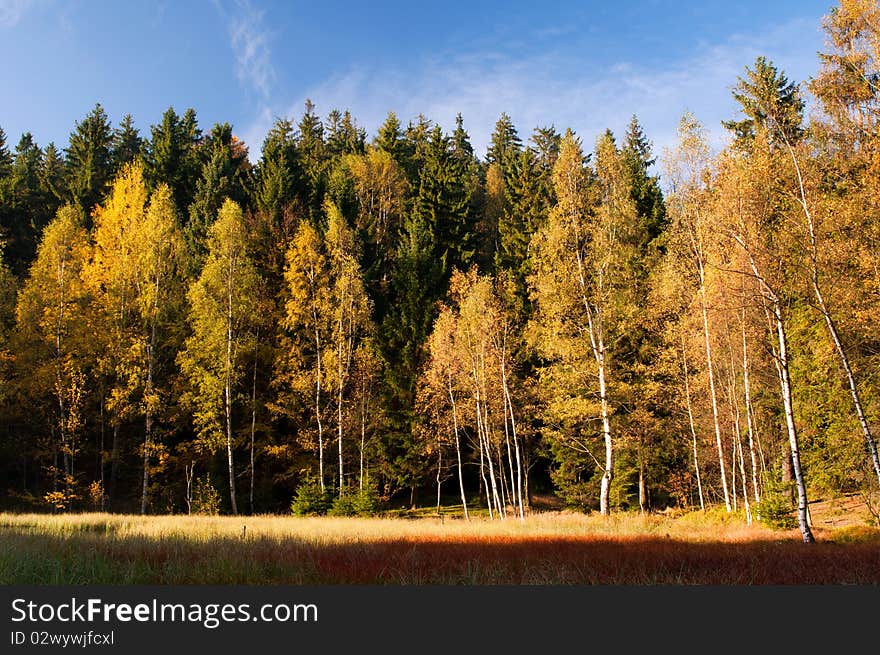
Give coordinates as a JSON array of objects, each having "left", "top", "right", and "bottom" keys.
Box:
[{"left": 2, "top": 2, "right": 880, "bottom": 534}]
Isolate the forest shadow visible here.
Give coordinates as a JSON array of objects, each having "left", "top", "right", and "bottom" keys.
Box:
[{"left": 2, "top": 527, "right": 879, "bottom": 585}]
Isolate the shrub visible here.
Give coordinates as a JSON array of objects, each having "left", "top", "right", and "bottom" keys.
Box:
[
  {"left": 192, "top": 475, "right": 221, "bottom": 515},
  {"left": 755, "top": 479, "right": 798, "bottom": 530},
  {"left": 328, "top": 493, "right": 356, "bottom": 517},
  {"left": 327, "top": 483, "right": 383, "bottom": 517},
  {"left": 351, "top": 483, "right": 382, "bottom": 515},
  {"left": 290, "top": 477, "right": 332, "bottom": 516}
]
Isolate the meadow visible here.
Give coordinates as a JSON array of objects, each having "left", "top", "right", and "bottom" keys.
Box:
[{"left": 3, "top": 499, "right": 879, "bottom": 585}]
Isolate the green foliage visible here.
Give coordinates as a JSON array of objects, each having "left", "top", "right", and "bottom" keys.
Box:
[
  {"left": 722, "top": 55, "right": 804, "bottom": 147},
  {"left": 145, "top": 106, "right": 201, "bottom": 215},
  {"left": 755, "top": 477, "right": 798, "bottom": 530},
  {"left": 290, "top": 477, "right": 333, "bottom": 516},
  {"left": 327, "top": 483, "right": 383, "bottom": 516},
  {"left": 65, "top": 103, "right": 113, "bottom": 220}
]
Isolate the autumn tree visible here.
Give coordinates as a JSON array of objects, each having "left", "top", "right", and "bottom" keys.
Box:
[
  {"left": 178, "top": 199, "right": 261, "bottom": 515},
  {"left": 13, "top": 205, "right": 91, "bottom": 508},
  {"left": 529, "top": 129, "right": 639, "bottom": 515}
]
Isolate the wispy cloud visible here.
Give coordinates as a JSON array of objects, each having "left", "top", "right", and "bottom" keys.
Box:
[
  {"left": 0, "top": 0, "right": 36, "bottom": 28},
  {"left": 215, "top": 0, "right": 275, "bottom": 101},
  {"left": 261, "top": 14, "right": 824, "bottom": 166}
]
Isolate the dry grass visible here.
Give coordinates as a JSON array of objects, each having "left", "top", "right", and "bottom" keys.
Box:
[{"left": 2, "top": 507, "right": 878, "bottom": 585}]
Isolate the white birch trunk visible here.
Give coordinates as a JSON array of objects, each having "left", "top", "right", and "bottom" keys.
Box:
[
  {"left": 681, "top": 336, "right": 705, "bottom": 510},
  {"left": 699, "top": 268, "right": 731, "bottom": 512}
]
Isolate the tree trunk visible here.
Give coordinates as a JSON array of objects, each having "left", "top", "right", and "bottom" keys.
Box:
[
  {"left": 773, "top": 303, "right": 813, "bottom": 543},
  {"left": 500, "top": 333, "right": 524, "bottom": 520},
  {"left": 700, "top": 275, "right": 731, "bottom": 512},
  {"left": 436, "top": 446, "right": 442, "bottom": 516},
  {"left": 313, "top": 323, "right": 324, "bottom": 492},
  {"left": 448, "top": 378, "right": 469, "bottom": 521},
  {"left": 598, "top": 347, "right": 613, "bottom": 516},
  {"left": 338, "top": 341, "right": 344, "bottom": 497},
  {"left": 110, "top": 424, "right": 119, "bottom": 510},
  {"left": 226, "top": 287, "right": 238, "bottom": 516},
  {"left": 359, "top": 391, "right": 366, "bottom": 491},
  {"left": 681, "top": 336, "right": 705, "bottom": 510},
  {"left": 99, "top": 394, "right": 105, "bottom": 512},
  {"left": 250, "top": 358, "right": 257, "bottom": 515},
  {"left": 141, "top": 320, "right": 157, "bottom": 516},
  {"left": 741, "top": 306, "right": 761, "bottom": 504},
  {"left": 814, "top": 284, "right": 880, "bottom": 490}
]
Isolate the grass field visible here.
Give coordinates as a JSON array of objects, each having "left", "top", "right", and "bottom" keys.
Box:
[{"left": 3, "top": 497, "right": 879, "bottom": 585}]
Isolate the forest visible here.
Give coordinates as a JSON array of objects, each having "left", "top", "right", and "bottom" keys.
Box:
[{"left": 2, "top": 1, "right": 880, "bottom": 545}]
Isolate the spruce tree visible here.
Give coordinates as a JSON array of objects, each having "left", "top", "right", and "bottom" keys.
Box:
[
  {"left": 486, "top": 112, "right": 522, "bottom": 180},
  {"left": 722, "top": 56, "right": 804, "bottom": 147},
  {"left": 145, "top": 106, "right": 202, "bottom": 217},
  {"left": 65, "top": 103, "right": 113, "bottom": 221},
  {"left": 186, "top": 123, "right": 251, "bottom": 264},
  {"left": 111, "top": 114, "right": 144, "bottom": 170},
  {"left": 375, "top": 111, "right": 407, "bottom": 165}
]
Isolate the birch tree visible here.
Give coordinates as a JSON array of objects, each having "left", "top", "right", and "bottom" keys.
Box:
[
  {"left": 529, "top": 130, "right": 637, "bottom": 515},
  {"left": 278, "top": 219, "right": 332, "bottom": 491},
  {"left": 14, "top": 205, "right": 91, "bottom": 508},
  {"left": 178, "top": 199, "right": 261, "bottom": 515}
]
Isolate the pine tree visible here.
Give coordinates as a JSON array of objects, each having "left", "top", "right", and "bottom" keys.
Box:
[
  {"left": 255, "top": 118, "right": 298, "bottom": 223},
  {"left": 186, "top": 123, "right": 251, "bottom": 264},
  {"left": 40, "top": 143, "right": 66, "bottom": 209},
  {"left": 486, "top": 113, "right": 522, "bottom": 179},
  {"left": 375, "top": 111, "right": 407, "bottom": 164},
  {"left": 622, "top": 115, "right": 666, "bottom": 245},
  {"left": 65, "top": 103, "right": 114, "bottom": 221},
  {"left": 3, "top": 134, "right": 46, "bottom": 274},
  {"left": 415, "top": 125, "right": 474, "bottom": 276},
  {"left": 111, "top": 114, "right": 144, "bottom": 170},
  {"left": 296, "top": 100, "right": 328, "bottom": 225},
  {"left": 0, "top": 126, "right": 12, "bottom": 179},
  {"left": 722, "top": 56, "right": 804, "bottom": 148},
  {"left": 145, "top": 107, "right": 202, "bottom": 217}
]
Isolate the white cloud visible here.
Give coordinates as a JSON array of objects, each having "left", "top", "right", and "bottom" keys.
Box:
[
  {"left": 0, "top": 0, "right": 35, "bottom": 28},
  {"left": 227, "top": 1, "right": 275, "bottom": 101},
  {"left": 234, "top": 12, "right": 826, "bottom": 173},
  {"left": 214, "top": 0, "right": 278, "bottom": 161}
]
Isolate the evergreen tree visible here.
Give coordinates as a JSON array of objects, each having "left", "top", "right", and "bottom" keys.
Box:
[
  {"left": 2, "top": 134, "right": 45, "bottom": 274},
  {"left": 377, "top": 211, "right": 440, "bottom": 499},
  {"left": 295, "top": 99, "right": 328, "bottom": 225},
  {"left": 375, "top": 111, "right": 407, "bottom": 164},
  {"left": 622, "top": 115, "right": 667, "bottom": 245},
  {"left": 402, "top": 114, "right": 433, "bottom": 183},
  {"left": 327, "top": 109, "right": 366, "bottom": 157},
  {"left": 40, "top": 143, "right": 66, "bottom": 208},
  {"left": 186, "top": 122, "right": 251, "bottom": 264},
  {"left": 451, "top": 113, "right": 474, "bottom": 161},
  {"left": 111, "top": 114, "right": 144, "bottom": 170},
  {"left": 0, "top": 127, "right": 12, "bottom": 179},
  {"left": 145, "top": 106, "right": 202, "bottom": 217},
  {"left": 255, "top": 117, "right": 298, "bottom": 223},
  {"left": 486, "top": 112, "right": 523, "bottom": 179},
  {"left": 722, "top": 56, "right": 804, "bottom": 147},
  {"left": 65, "top": 103, "right": 113, "bottom": 221},
  {"left": 415, "top": 125, "right": 475, "bottom": 277}
]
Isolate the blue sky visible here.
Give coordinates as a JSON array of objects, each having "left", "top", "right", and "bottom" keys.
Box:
[{"left": 1, "top": 0, "right": 834, "bottom": 164}]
